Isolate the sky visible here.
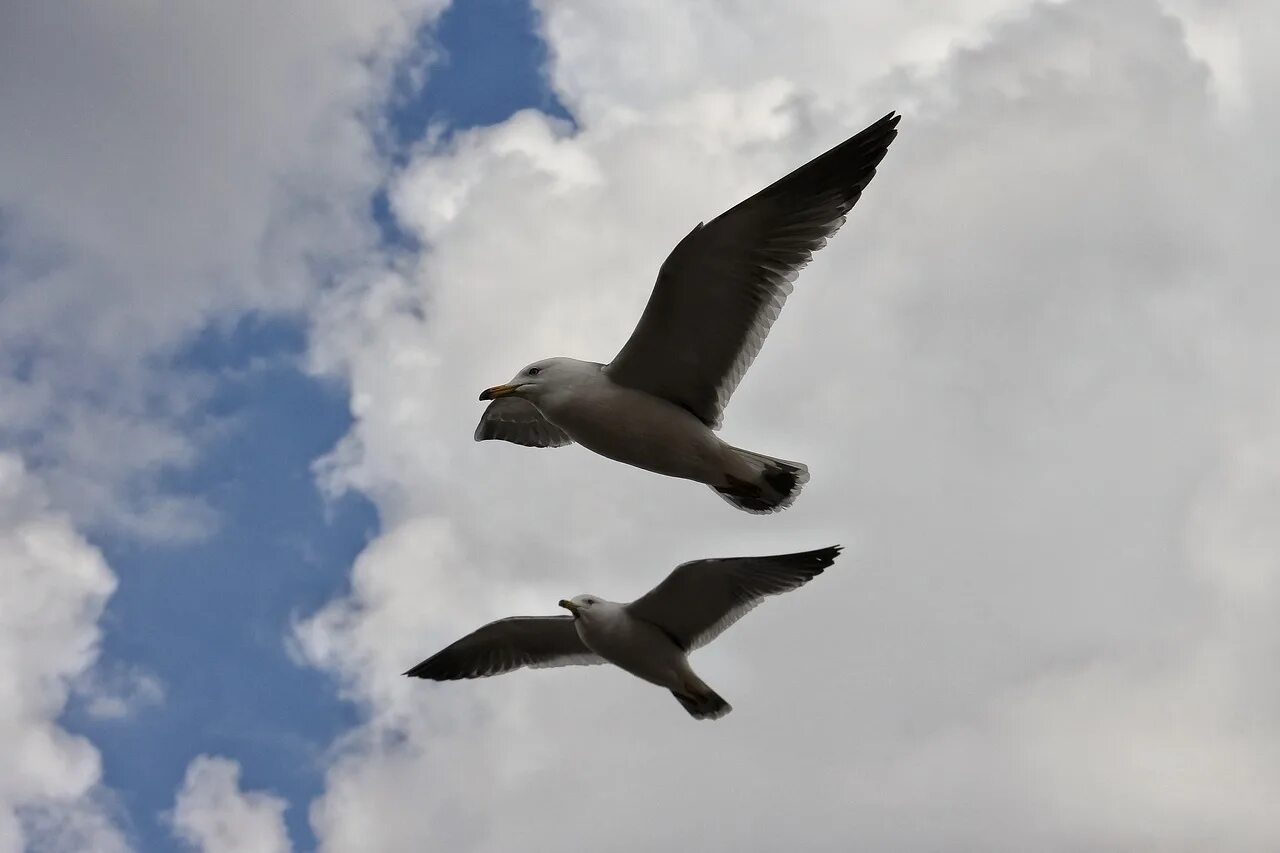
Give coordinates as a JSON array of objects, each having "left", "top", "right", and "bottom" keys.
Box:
[{"left": 1, "top": 0, "right": 1278, "bottom": 851}]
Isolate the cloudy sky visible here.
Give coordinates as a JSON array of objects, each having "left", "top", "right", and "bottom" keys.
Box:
[{"left": 2, "top": 0, "right": 1278, "bottom": 850}]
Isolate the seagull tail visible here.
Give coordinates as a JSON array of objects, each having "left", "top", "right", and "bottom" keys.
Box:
[
  {"left": 671, "top": 680, "right": 733, "bottom": 721},
  {"left": 712, "top": 447, "right": 810, "bottom": 514}
]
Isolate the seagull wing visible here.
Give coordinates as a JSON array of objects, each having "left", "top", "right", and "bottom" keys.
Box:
[
  {"left": 604, "top": 112, "right": 900, "bottom": 428},
  {"left": 625, "top": 546, "right": 841, "bottom": 652},
  {"left": 404, "top": 616, "right": 603, "bottom": 680},
  {"left": 473, "top": 397, "right": 573, "bottom": 448}
]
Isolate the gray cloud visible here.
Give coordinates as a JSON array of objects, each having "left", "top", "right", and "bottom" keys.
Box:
[
  {"left": 0, "top": 2, "right": 446, "bottom": 849},
  {"left": 0, "top": 455, "right": 124, "bottom": 853},
  {"left": 0, "top": 0, "right": 444, "bottom": 539},
  {"left": 299, "top": 0, "right": 1280, "bottom": 849}
]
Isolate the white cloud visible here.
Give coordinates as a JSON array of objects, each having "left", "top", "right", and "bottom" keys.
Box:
[
  {"left": 0, "top": 0, "right": 447, "bottom": 539},
  {"left": 74, "top": 662, "right": 166, "bottom": 722},
  {"left": 0, "top": 454, "right": 127, "bottom": 853},
  {"left": 170, "top": 756, "right": 291, "bottom": 853},
  {"left": 1, "top": 1, "right": 449, "bottom": 848},
  {"left": 537, "top": 0, "right": 1036, "bottom": 122},
  {"left": 299, "top": 0, "right": 1280, "bottom": 849}
]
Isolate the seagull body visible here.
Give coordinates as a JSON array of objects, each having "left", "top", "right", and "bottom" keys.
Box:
[
  {"left": 486, "top": 358, "right": 759, "bottom": 488},
  {"left": 476, "top": 112, "right": 902, "bottom": 513},
  {"left": 405, "top": 546, "right": 841, "bottom": 720},
  {"left": 563, "top": 598, "right": 716, "bottom": 713}
]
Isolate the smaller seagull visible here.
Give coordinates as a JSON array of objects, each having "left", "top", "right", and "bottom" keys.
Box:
[{"left": 404, "top": 546, "right": 841, "bottom": 720}]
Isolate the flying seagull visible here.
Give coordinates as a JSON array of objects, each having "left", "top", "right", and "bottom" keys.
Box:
[
  {"left": 476, "top": 112, "right": 900, "bottom": 513},
  {"left": 404, "top": 546, "right": 841, "bottom": 720}
]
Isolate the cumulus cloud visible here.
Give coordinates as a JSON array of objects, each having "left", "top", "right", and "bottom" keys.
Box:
[
  {"left": 0, "top": 455, "right": 126, "bottom": 853},
  {"left": 1, "top": 1, "right": 448, "bottom": 848},
  {"left": 538, "top": 0, "right": 1033, "bottom": 121},
  {"left": 170, "top": 756, "right": 291, "bottom": 853},
  {"left": 73, "top": 662, "right": 166, "bottom": 722},
  {"left": 298, "top": 0, "right": 1280, "bottom": 849},
  {"left": 0, "top": 0, "right": 445, "bottom": 539}
]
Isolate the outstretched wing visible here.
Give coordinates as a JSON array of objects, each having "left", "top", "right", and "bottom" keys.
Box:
[
  {"left": 473, "top": 398, "right": 572, "bottom": 448},
  {"left": 606, "top": 112, "right": 901, "bottom": 428},
  {"left": 625, "top": 546, "right": 841, "bottom": 651},
  {"left": 404, "top": 616, "right": 603, "bottom": 680}
]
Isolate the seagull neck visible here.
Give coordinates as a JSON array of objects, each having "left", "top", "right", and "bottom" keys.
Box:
[{"left": 535, "top": 365, "right": 606, "bottom": 413}]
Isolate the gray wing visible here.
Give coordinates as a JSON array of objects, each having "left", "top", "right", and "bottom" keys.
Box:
[
  {"left": 605, "top": 112, "right": 901, "bottom": 428},
  {"left": 473, "top": 397, "right": 572, "bottom": 448},
  {"left": 404, "top": 616, "right": 603, "bottom": 680},
  {"left": 625, "top": 546, "right": 841, "bottom": 652}
]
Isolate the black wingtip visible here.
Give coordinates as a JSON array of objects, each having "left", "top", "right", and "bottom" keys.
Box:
[
  {"left": 805, "top": 544, "right": 842, "bottom": 566},
  {"left": 775, "top": 545, "right": 843, "bottom": 575},
  {"left": 403, "top": 658, "right": 438, "bottom": 679},
  {"left": 742, "top": 545, "right": 843, "bottom": 564},
  {"left": 873, "top": 112, "right": 901, "bottom": 146},
  {"left": 865, "top": 111, "right": 902, "bottom": 146}
]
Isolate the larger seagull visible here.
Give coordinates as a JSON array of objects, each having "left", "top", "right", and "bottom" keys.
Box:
[
  {"left": 476, "top": 112, "right": 901, "bottom": 513},
  {"left": 405, "top": 546, "right": 840, "bottom": 719}
]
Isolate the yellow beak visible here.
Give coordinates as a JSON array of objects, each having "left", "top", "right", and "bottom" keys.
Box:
[
  {"left": 558, "top": 599, "right": 579, "bottom": 614},
  {"left": 479, "top": 383, "right": 521, "bottom": 401}
]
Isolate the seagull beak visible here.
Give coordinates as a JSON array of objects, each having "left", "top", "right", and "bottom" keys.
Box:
[
  {"left": 558, "top": 599, "right": 579, "bottom": 615},
  {"left": 479, "top": 383, "right": 521, "bottom": 401}
]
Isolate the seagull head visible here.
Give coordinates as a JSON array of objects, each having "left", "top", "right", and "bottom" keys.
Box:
[
  {"left": 558, "top": 594, "right": 602, "bottom": 619},
  {"left": 479, "top": 357, "right": 597, "bottom": 404}
]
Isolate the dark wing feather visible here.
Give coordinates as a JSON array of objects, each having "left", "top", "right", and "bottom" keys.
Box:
[
  {"left": 625, "top": 546, "right": 841, "bottom": 651},
  {"left": 606, "top": 112, "right": 901, "bottom": 427},
  {"left": 404, "top": 616, "right": 602, "bottom": 680},
  {"left": 473, "top": 398, "right": 572, "bottom": 448}
]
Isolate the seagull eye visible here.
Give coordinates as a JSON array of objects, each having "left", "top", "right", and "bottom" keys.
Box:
[{"left": 527, "top": 367, "right": 541, "bottom": 376}]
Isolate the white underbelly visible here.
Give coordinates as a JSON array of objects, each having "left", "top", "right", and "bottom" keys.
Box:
[
  {"left": 578, "top": 619, "right": 685, "bottom": 690},
  {"left": 548, "top": 387, "right": 725, "bottom": 483}
]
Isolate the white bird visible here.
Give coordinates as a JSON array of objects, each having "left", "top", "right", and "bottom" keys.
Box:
[
  {"left": 404, "top": 546, "right": 840, "bottom": 720},
  {"left": 475, "top": 112, "right": 900, "bottom": 513}
]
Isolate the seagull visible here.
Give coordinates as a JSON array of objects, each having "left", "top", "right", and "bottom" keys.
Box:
[
  {"left": 476, "top": 112, "right": 900, "bottom": 513},
  {"left": 404, "top": 546, "right": 841, "bottom": 720}
]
